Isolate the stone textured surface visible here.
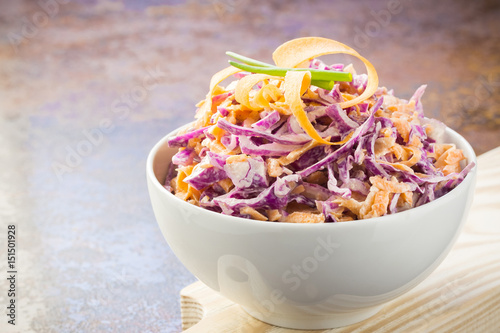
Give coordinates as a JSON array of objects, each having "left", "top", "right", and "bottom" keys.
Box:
[{"left": 0, "top": 0, "right": 498, "bottom": 332}]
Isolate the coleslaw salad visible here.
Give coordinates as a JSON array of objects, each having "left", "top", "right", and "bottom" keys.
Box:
[{"left": 164, "top": 37, "right": 474, "bottom": 223}]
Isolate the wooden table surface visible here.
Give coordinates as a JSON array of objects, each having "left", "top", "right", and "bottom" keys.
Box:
[{"left": 0, "top": 0, "right": 498, "bottom": 332}]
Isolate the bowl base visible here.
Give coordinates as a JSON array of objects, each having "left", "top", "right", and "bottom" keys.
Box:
[{"left": 242, "top": 304, "right": 384, "bottom": 330}]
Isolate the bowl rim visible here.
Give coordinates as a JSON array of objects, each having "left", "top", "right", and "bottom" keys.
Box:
[{"left": 147, "top": 123, "right": 477, "bottom": 229}]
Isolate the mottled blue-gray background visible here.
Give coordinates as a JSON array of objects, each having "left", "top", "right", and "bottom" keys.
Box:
[{"left": 0, "top": 0, "right": 498, "bottom": 332}]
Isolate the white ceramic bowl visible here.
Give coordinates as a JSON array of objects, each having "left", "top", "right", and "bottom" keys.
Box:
[{"left": 147, "top": 125, "right": 477, "bottom": 329}]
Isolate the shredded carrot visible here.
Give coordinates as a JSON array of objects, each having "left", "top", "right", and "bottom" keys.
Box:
[
  {"left": 267, "top": 158, "right": 284, "bottom": 177},
  {"left": 370, "top": 176, "right": 411, "bottom": 193},
  {"left": 267, "top": 209, "right": 282, "bottom": 222},
  {"left": 434, "top": 146, "right": 465, "bottom": 175},
  {"left": 272, "top": 37, "right": 379, "bottom": 109},
  {"left": 285, "top": 211, "right": 325, "bottom": 223},
  {"left": 240, "top": 207, "right": 268, "bottom": 221},
  {"left": 278, "top": 139, "right": 326, "bottom": 165}
]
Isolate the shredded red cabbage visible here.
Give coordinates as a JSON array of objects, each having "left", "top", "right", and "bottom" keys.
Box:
[{"left": 165, "top": 59, "right": 474, "bottom": 223}]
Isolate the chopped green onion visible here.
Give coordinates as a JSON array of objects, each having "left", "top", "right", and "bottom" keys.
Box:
[
  {"left": 228, "top": 60, "right": 352, "bottom": 91},
  {"left": 229, "top": 61, "right": 352, "bottom": 82},
  {"left": 304, "top": 68, "right": 352, "bottom": 82},
  {"left": 227, "top": 52, "right": 352, "bottom": 81},
  {"left": 227, "top": 52, "right": 352, "bottom": 90},
  {"left": 229, "top": 61, "right": 334, "bottom": 90},
  {"left": 311, "top": 80, "right": 335, "bottom": 90},
  {"left": 226, "top": 51, "right": 273, "bottom": 68},
  {"left": 229, "top": 61, "right": 287, "bottom": 76}
]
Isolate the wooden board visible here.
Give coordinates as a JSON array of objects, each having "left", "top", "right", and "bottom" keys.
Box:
[{"left": 180, "top": 147, "right": 500, "bottom": 332}]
